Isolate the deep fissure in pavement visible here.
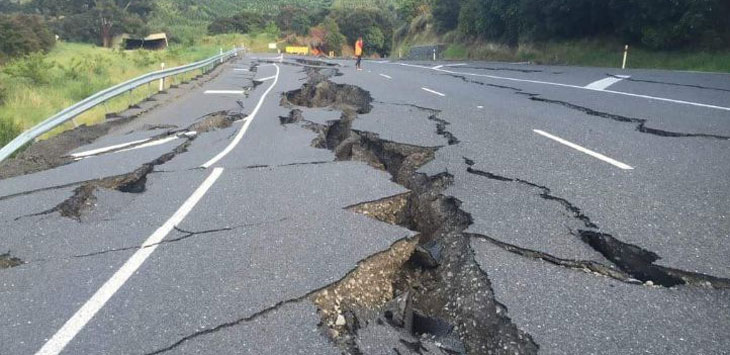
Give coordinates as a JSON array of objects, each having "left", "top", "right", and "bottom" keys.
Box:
[{"left": 281, "top": 67, "right": 538, "bottom": 354}]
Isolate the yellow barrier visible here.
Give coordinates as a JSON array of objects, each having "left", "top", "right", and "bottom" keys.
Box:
[{"left": 285, "top": 46, "right": 309, "bottom": 55}]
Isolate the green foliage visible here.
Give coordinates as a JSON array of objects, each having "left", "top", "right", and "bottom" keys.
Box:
[
  {"left": 319, "top": 17, "right": 346, "bottom": 55},
  {"left": 431, "top": 0, "right": 459, "bottom": 32},
  {"left": 57, "top": 55, "right": 112, "bottom": 80},
  {"left": 0, "top": 81, "right": 6, "bottom": 106},
  {"left": 207, "top": 11, "right": 267, "bottom": 35},
  {"left": 442, "top": 0, "right": 730, "bottom": 50},
  {"left": 394, "top": 0, "right": 428, "bottom": 22},
  {"left": 263, "top": 21, "right": 281, "bottom": 37},
  {"left": 0, "top": 115, "right": 21, "bottom": 149},
  {"left": 331, "top": 7, "right": 395, "bottom": 55},
  {"left": 2, "top": 52, "right": 55, "bottom": 84},
  {"left": 0, "top": 14, "right": 56, "bottom": 60},
  {"left": 365, "top": 27, "right": 385, "bottom": 54}
]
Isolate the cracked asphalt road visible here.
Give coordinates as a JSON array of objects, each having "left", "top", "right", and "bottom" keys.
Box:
[{"left": 1, "top": 54, "right": 728, "bottom": 354}]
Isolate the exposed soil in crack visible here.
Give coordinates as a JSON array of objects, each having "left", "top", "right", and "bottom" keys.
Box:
[
  {"left": 0, "top": 252, "right": 24, "bottom": 269},
  {"left": 187, "top": 111, "right": 246, "bottom": 133},
  {"left": 346, "top": 193, "right": 411, "bottom": 226},
  {"left": 282, "top": 68, "right": 538, "bottom": 354},
  {"left": 442, "top": 72, "right": 730, "bottom": 140},
  {"left": 465, "top": 164, "right": 730, "bottom": 289}
]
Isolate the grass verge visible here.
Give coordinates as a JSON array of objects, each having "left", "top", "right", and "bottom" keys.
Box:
[{"left": 0, "top": 33, "right": 275, "bottom": 148}]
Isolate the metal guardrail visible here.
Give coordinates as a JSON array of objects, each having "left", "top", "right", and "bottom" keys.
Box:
[{"left": 0, "top": 48, "right": 241, "bottom": 163}]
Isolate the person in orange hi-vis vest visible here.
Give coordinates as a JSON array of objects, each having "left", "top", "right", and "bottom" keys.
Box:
[{"left": 355, "top": 37, "right": 364, "bottom": 71}]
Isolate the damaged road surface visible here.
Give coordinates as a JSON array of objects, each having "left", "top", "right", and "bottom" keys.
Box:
[{"left": 1, "top": 54, "right": 729, "bottom": 355}]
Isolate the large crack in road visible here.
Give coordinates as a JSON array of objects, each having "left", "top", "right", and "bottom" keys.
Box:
[{"left": 280, "top": 65, "right": 537, "bottom": 354}]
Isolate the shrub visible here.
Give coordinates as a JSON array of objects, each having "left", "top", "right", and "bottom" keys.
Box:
[{"left": 2, "top": 52, "right": 55, "bottom": 85}]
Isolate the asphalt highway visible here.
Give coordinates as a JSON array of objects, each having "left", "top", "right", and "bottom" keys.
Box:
[{"left": 0, "top": 54, "right": 728, "bottom": 354}]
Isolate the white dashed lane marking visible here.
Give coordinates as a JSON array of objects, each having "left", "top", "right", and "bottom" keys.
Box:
[{"left": 533, "top": 129, "right": 634, "bottom": 170}]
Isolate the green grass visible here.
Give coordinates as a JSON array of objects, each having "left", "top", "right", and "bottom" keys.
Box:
[
  {"left": 0, "top": 33, "right": 274, "bottom": 147},
  {"left": 441, "top": 39, "right": 730, "bottom": 72}
]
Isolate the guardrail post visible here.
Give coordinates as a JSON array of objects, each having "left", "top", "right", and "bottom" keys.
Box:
[{"left": 159, "top": 63, "right": 165, "bottom": 92}]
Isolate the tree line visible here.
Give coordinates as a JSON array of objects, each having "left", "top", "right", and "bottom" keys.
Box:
[
  {"left": 1, "top": 0, "right": 154, "bottom": 60},
  {"left": 430, "top": 0, "right": 730, "bottom": 50}
]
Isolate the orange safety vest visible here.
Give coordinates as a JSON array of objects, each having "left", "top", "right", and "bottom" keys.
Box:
[{"left": 355, "top": 40, "right": 363, "bottom": 56}]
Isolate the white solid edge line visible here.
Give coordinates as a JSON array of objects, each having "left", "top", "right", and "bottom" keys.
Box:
[
  {"left": 70, "top": 138, "right": 150, "bottom": 158},
  {"left": 379, "top": 74, "right": 392, "bottom": 79},
  {"left": 391, "top": 63, "right": 730, "bottom": 111},
  {"left": 432, "top": 65, "right": 443, "bottom": 70},
  {"left": 201, "top": 64, "right": 280, "bottom": 168},
  {"left": 204, "top": 90, "right": 245, "bottom": 95},
  {"left": 533, "top": 129, "right": 634, "bottom": 170},
  {"left": 34, "top": 167, "right": 225, "bottom": 355},
  {"left": 585, "top": 76, "right": 629, "bottom": 90},
  {"left": 422, "top": 87, "right": 446, "bottom": 97}
]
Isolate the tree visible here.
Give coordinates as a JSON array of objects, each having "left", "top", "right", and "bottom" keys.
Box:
[{"left": 0, "top": 14, "right": 55, "bottom": 60}]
